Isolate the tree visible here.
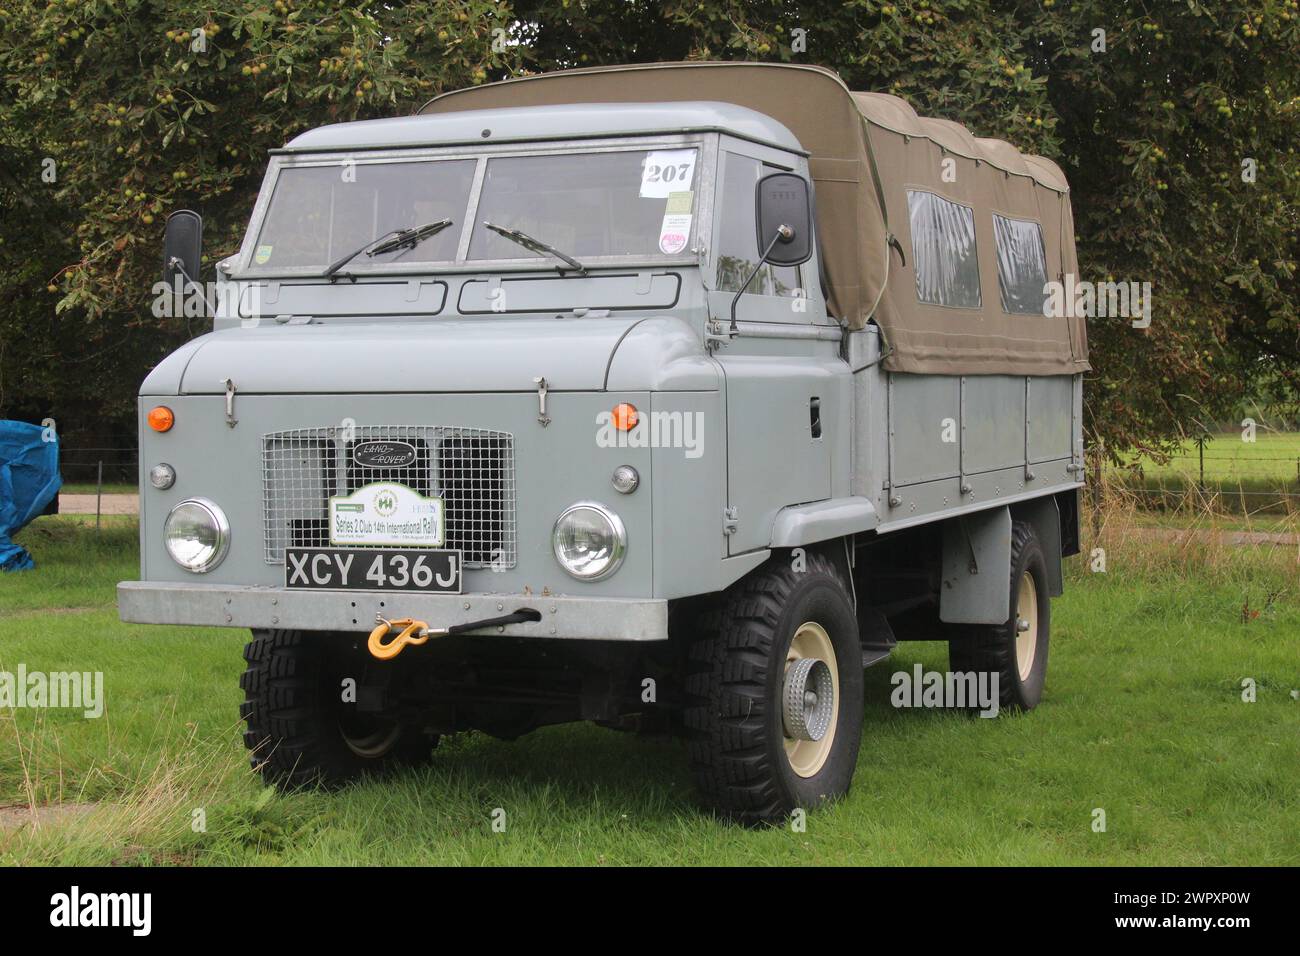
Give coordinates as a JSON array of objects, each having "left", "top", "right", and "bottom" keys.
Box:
[
  {"left": 1, "top": 0, "right": 524, "bottom": 447},
  {"left": 1024, "top": 0, "right": 1300, "bottom": 453},
  {"left": 2, "top": 0, "right": 1296, "bottom": 455}
]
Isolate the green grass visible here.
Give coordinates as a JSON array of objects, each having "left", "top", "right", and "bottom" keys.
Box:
[
  {"left": 1130, "top": 511, "right": 1298, "bottom": 536},
  {"left": 1108, "top": 431, "right": 1300, "bottom": 514},
  {"left": 1121, "top": 431, "right": 1300, "bottom": 480},
  {"left": 58, "top": 483, "right": 138, "bottom": 496},
  {"left": 1, "top": 515, "right": 1297, "bottom": 865},
  {"left": 3, "top": 515, "right": 139, "bottom": 610}
]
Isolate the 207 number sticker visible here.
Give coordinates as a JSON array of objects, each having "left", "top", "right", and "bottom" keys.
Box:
[{"left": 640, "top": 149, "right": 697, "bottom": 198}]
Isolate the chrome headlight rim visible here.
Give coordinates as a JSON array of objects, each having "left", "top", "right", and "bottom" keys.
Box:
[
  {"left": 551, "top": 500, "right": 627, "bottom": 581},
  {"left": 163, "top": 496, "right": 231, "bottom": 573}
]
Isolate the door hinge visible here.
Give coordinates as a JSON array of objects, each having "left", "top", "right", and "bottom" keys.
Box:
[
  {"left": 704, "top": 319, "right": 737, "bottom": 353},
  {"left": 723, "top": 505, "right": 739, "bottom": 536}
]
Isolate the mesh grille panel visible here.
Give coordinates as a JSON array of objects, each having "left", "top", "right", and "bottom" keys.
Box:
[{"left": 262, "top": 425, "right": 516, "bottom": 567}]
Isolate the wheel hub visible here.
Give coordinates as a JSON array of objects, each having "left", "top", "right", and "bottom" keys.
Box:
[
  {"left": 1015, "top": 571, "right": 1039, "bottom": 681},
  {"left": 783, "top": 657, "right": 834, "bottom": 741},
  {"left": 339, "top": 719, "right": 402, "bottom": 759}
]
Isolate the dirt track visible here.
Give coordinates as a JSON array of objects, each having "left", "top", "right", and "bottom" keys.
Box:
[{"left": 57, "top": 494, "right": 139, "bottom": 515}]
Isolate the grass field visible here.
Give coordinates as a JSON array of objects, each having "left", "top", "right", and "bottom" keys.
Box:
[
  {"left": 1, "top": 514, "right": 1296, "bottom": 866},
  {"left": 1110, "top": 431, "right": 1300, "bottom": 515},
  {"left": 58, "top": 483, "right": 138, "bottom": 497},
  {"left": 1131, "top": 511, "right": 1298, "bottom": 536}
]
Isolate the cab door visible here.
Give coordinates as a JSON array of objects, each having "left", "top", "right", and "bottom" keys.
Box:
[{"left": 706, "top": 146, "right": 837, "bottom": 556}]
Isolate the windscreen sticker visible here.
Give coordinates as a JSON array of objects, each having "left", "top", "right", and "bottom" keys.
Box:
[
  {"left": 658, "top": 213, "right": 692, "bottom": 255},
  {"left": 640, "top": 150, "right": 696, "bottom": 198},
  {"left": 664, "top": 190, "right": 694, "bottom": 214},
  {"left": 254, "top": 244, "right": 273, "bottom": 265}
]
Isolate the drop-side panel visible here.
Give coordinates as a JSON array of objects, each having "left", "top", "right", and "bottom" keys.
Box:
[
  {"left": 963, "top": 375, "right": 1027, "bottom": 475},
  {"left": 889, "top": 374, "right": 960, "bottom": 486},
  {"left": 1028, "top": 375, "right": 1073, "bottom": 463},
  {"left": 876, "top": 371, "right": 1083, "bottom": 534}
]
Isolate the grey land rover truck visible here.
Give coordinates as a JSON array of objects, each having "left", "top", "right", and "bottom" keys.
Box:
[{"left": 119, "top": 62, "right": 1087, "bottom": 823}]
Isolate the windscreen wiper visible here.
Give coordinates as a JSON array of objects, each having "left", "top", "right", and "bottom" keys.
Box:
[
  {"left": 482, "top": 222, "right": 587, "bottom": 276},
  {"left": 323, "top": 218, "right": 454, "bottom": 280}
]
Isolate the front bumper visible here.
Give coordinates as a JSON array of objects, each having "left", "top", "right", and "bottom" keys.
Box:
[{"left": 117, "top": 581, "right": 668, "bottom": 642}]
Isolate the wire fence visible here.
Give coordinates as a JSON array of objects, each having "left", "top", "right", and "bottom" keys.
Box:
[
  {"left": 53, "top": 447, "right": 138, "bottom": 529},
  {"left": 59, "top": 448, "right": 138, "bottom": 488},
  {"left": 1099, "top": 441, "right": 1300, "bottom": 515},
  {"left": 52, "top": 443, "right": 1300, "bottom": 525}
]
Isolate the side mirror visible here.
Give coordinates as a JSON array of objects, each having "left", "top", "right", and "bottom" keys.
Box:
[
  {"left": 162, "top": 209, "right": 203, "bottom": 288},
  {"left": 755, "top": 172, "right": 813, "bottom": 267}
]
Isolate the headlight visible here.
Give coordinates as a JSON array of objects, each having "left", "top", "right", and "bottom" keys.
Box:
[
  {"left": 552, "top": 501, "right": 626, "bottom": 580},
  {"left": 164, "top": 497, "right": 230, "bottom": 573}
]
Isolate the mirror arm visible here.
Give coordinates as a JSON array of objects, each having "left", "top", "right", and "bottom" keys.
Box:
[
  {"left": 167, "top": 256, "right": 217, "bottom": 317},
  {"left": 726, "top": 228, "right": 788, "bottom": 337}
]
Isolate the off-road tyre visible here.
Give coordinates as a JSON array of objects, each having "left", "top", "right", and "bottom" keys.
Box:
[
  {"left": 684, "top": 552, "right": 864, "bottom": 824},
  {"left": 240, "top": 629, "right": 436, "bottom": 790},
  {"left": 947, "top": 520, "right": 1051, "bottom": 711}
]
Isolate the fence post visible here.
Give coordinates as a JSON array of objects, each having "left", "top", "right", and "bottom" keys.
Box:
[
  {"left": 1090, "top": 445, "right": 1102, "bottom": 539},
  {"left": 95, "top": 460, "right": 103, "bottom": 532}
]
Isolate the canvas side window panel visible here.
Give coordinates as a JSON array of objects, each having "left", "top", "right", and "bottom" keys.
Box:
[
  {"left": 907, "top": 190, "right": 981, "bottom": 309},
  {"left": 994, "top": 214, "right": 1049, "bottom": 315}
]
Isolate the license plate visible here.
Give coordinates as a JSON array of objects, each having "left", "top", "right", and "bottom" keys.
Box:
[{"left": 285, "top": 547, "right": 461, "bottom": 594}]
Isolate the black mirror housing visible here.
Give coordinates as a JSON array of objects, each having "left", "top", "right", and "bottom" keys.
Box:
[
  {"left": 162, "top": 209, "right": 203, "bottom": 288},
  {"left": 755, "top": 172, "right": 813, "bottom": 267}
]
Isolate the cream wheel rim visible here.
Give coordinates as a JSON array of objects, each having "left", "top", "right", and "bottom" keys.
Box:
[
  {"left": 340, "top": 721, "right": 402, "bottom": 759},
  {"left": 783, "top": 621, "right": 839, "bottom": 778},
  {"left": 1015, "top": 571, "right": 1039, "bottom": 682}
]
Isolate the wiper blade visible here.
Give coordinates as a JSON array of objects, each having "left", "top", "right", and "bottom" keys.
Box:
[
  {"left": 323, "top": 218, "right": 454, "bottom": 279},
  {"left": 483, "top": 221, "right": 586, "bottom": 275},
  {"left": 369, "top": 218, "right": 454, "bottom": 256},
  {"left": 323, "top": 229, "right": 401, "bottom": 279}
]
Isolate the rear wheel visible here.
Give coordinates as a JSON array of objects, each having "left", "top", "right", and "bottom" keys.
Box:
[
  {"left": 239, "top": 629, "right": 436, "bottom": 790},
  {"left": 948, "top": 520, "right": 1050, "bottom": 711},
  {"left": 684, "top": 553, "right": 864, "bottom": 823}
]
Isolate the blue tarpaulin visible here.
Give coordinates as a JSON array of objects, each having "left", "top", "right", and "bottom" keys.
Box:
[{"left": 0, "top": 420, "right": 62, "bottom": 571}]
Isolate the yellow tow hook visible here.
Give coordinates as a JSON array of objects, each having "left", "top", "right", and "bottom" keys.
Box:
[
  {"left": 365, "top": 608, "right": 544, "bottom": 661},
  {"left": 367, "top": 615, "right": 444, "bottom": 661}
]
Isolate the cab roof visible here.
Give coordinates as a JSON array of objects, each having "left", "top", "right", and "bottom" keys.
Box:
[{"left": 278, "top": 101, "right": 804, "bottom": 154}]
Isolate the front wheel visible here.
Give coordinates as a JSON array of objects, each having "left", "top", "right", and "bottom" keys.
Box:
[
  {"left": 684, "top": 553, "right": 864, "bottom": 824},
  {"left": 239, "top": 630, "right": 436, "bottom": 790},
  {"left": 948, "top": 520, "right": 1051, "bottom": 711}
]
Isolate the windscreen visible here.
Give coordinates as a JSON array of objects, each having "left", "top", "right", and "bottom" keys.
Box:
[
  {"left": 249, "top": 159, "right": 476, "bottom": 271},
  {"left": 467, "top": 148, "right": 699, "bottom": 261}
]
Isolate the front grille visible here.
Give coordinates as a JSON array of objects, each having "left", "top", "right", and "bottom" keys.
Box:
[{"left": 261, "top": 425, "right": 516, "bottom": 568}]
